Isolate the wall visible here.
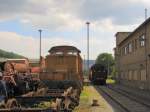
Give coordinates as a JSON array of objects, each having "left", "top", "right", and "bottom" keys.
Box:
[{"left": 115, "top": 21, "right": 150, "bottom": 90}]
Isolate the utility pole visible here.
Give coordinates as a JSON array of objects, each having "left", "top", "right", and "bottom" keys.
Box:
[
  {"left": 86, "top": 22, "right": 90, "bottom": 75},
  {"left": 145, "top": 8, "right": 147, "bottom": 20},
  {"left": 38, "top": 29, "right": 42, "bottom": 68},
  {"left": 83, "top": 55, "right": 86, "bottom": 74}
]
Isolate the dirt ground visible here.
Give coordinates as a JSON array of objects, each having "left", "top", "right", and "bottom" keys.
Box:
[{"left": 74, "top": 85, "right": 114, "bottom": 112}]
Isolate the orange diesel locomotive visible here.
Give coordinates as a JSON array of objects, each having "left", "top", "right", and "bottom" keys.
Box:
[{"left": 40, "top": 45, "right": 83, "bottom": 90}]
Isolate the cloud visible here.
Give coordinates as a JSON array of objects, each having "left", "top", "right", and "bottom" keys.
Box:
[
  {"left": 0, "top": 0, "right": 148, "bottom": 30},
  {"left": 0, "top": 31, "right": 115, "bottom": 59},
  {"left": 92, "top": 18, "right": 140, "bottom": 33},
  {"left": 0, "top": 32, "right": 80, "bottom": 58},
  {"left": 0, "top": 32, "right": 38, "bottom": 58},
  {"left": 77, "top": 0, "right": 146, "bottom": 25},
  {"left": 0, "top": 0, "right": 148, "bottom": 59}
]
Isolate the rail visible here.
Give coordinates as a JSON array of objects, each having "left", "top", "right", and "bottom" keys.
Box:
[
  {"left": 108, "top": 85, "right": 150, "bottom": 108},
  {"left": 97, "top": 86, "right": 130, "bottom": 112},
  {"left": 97, "top": 86, "right": 150, "bottom": 112}
]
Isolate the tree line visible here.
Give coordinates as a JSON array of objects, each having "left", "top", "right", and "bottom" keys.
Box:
[
  {"left": 0, "top": 49, "right": 25, "bottom": 59},
  {"left": 95, "top": 53, "right": 116, "bottom": 77}
]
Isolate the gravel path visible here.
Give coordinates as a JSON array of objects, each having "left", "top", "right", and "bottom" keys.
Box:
[{"left": 74, "top": 85, "right": 114, "bottom": 112}]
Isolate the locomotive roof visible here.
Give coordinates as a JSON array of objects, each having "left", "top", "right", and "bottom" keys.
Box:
[
  {"left": 91, "top": 64, "right": 106, "bottom": 69},
  {"left": 48, "top": 45, "right": 81, "bottom": 53}
]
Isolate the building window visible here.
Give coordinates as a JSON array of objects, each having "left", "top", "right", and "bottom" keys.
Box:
[
  {"left": 124, "top": 46, "right": 128, "bottom": 55},
  {"left": 135, "top": 39, "right": 138, "bottom": 50},
  {"left": 140, "top": 69, "right": 146, "bottom": 81},
  {"left": 129, "top": 70, "right": 132, "bottom": 80},
  {"left": 132, "top": 40, "right": 134, "bottom": 52},
  {"left": 133, "top": 70, "right": 138, "bottom": 80},
  {"left": 128, "top": 43, "right": 132, "bottom": 53},
  {"left": 121, "top": 48, "right": 123, "bottom": 56},
  {"left": 139, "top": 34, "right": 145, "bottom": 47}
]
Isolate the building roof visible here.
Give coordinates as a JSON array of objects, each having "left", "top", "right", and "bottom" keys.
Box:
[
  {"left": 115, "top": 32, "right": 131, "bottom": 46},
  {"left": 48, "top": 45, "right": 81, "bottom": 53},
  {"left": 115, "top": 32, "right": 131, "bottom": 37},
  {"left": 118, "top": 17, "right": 150, "bottom": 46}
]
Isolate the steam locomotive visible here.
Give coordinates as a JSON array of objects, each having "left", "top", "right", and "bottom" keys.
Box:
[{"left": 89, "top": 64, "right": 107, "bottom": 85}]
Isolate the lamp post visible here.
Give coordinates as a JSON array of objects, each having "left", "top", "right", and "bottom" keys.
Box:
[
  {"left": 86, "top": 22, "right": 90, "bottom": 75},
  {"left": 38, "top": 29, "right": 42, "bottom": 67},
  {"left": 83, "top": 55, "right": 86, "bottom": 74},
  {"left": 144, "top": 8, "right": 148, "bottom": 82}
]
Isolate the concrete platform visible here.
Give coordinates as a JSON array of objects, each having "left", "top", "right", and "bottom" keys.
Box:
[{"left": 73, "top": 85, "right": 114, "bottom": 112}]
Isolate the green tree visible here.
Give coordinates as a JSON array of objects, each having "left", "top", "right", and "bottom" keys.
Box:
[{"left": 95, "top": 53, "right": 115, "bottom": 76}]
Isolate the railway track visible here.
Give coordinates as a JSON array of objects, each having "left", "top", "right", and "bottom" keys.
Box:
[
  {"left": 108, "top": 85, "right": 150, "bottom": 108},
  {"left": 97, "top": 86, "right": 150, "bottom": 112}
]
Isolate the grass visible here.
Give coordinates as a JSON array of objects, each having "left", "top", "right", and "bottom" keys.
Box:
[
  {"left": 73, "top": 86, "right": 92, "bottom": 112},
  {"left": 74, "top": 86, "right": 104, "bottom": 112},
  {"left": 33, "top": 101, "right": 52, "bottom": 108},
  {"left": 79, "top": 86, "right": 90, "bottom": 103},
  {"left": 106, "top": 79, "right": 116, "bottom": 84},
  {"left": 74, "top": 78, "right": 116, "bottom": 112}
]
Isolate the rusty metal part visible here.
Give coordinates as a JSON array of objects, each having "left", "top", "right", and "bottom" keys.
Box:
[
  {"left": 47, "top": 89, "right": 64, "bottom": 97},
  {"left": 0, "top": 85, "right": 81, "bottom": 112},
  {"left": 0, "top": 108, "right": 54, "bottom": 112},
  {"left": 91, "top": 99, "right": 99, "bottom": 106},
  {"left": 7, "top": 59, "right": 30, "bottom": 73},
  {"left": 12, "top": 63, "right": 29, "bottom": 73},
  {"left": 5, "top": 98, "right": 19, "bottom": 109}
]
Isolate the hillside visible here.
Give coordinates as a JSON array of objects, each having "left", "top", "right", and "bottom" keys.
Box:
[{"left": 0, "top": 49, "right": 25, "bottom": 59}]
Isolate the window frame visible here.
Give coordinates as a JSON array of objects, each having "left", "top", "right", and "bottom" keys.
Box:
[
  {"left": 128, "top": 43, "right": 132, "bottom": 53},
  {"left": 139, "top": 34, "right": 145, "bottom": 47}
]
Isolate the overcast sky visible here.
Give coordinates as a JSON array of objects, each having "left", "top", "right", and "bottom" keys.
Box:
[{"left": 0, "top": 0, "right": 149, "bottom": 59}]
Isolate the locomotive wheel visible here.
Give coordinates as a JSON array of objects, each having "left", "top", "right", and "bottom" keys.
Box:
[
  {"left": 101, "top": 80, "right": 106, "bottom": 85},
  {"left": 6, "top": 98, "right": 19, "bottom": 108},
  {"left": 0, "top": 103, "right": 5, "bottom": 108},
  {"left": 103, "top": 80, "right": 106, "bottom": 85}
]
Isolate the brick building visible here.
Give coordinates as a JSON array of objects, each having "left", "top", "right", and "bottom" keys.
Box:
[{"left": 115, "top": 18, "right": 150, "bottom": 90}]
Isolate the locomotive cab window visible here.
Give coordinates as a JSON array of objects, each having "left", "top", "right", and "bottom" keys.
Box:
[
  {"left": 67, "top": 52, "right": 77, "bottom": 56},
  {"left": 55, "top": 52, "right": 63, "bottom": 55}
]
